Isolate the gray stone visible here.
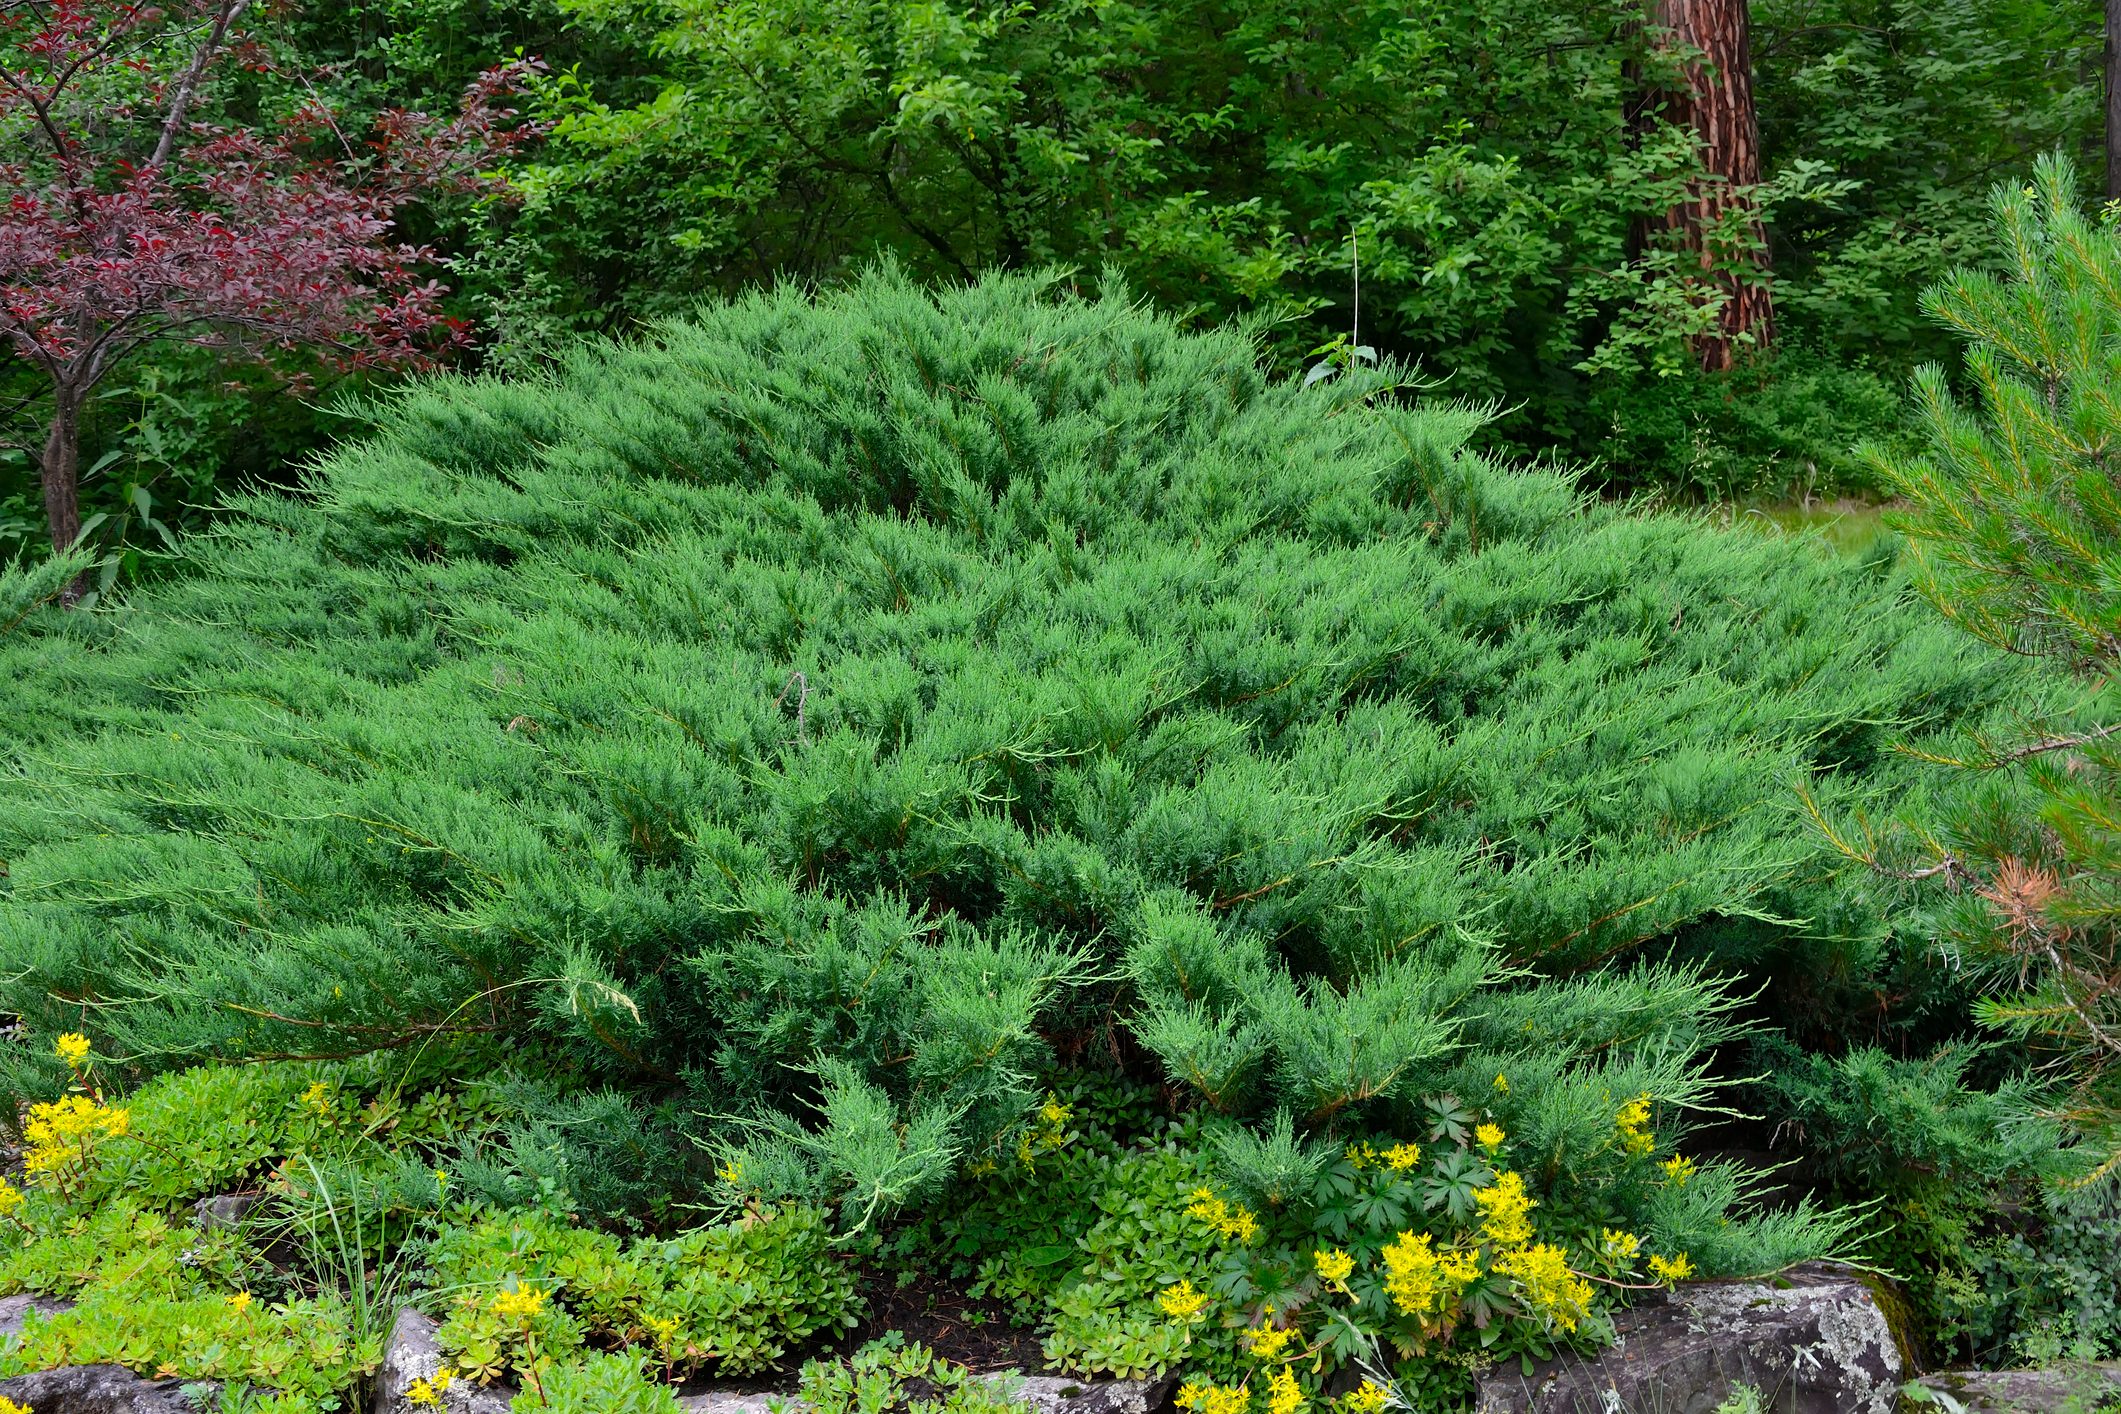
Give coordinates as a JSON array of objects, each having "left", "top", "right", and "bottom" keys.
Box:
[
  {"left": 677, "top": 1394, "right": 787, "bottom": 1414},
  {"left": 0, "top": 1363, "right": 213, "bottom": 1412},
  {"left": 374, "top": 1308, "right": 517, "bottom": 1414},
  {"left": 0, "top": 1293, "right": 71, "bottom": 1344},
  {"left": 191, "top": 1192, "right": 266, "bottom": 1234},
  {"left": 1473, "top": 1263, "right": 1902, "bottom": 1414},
  {"left": 990, "top": 1373, "right": 1170, "bottom": 1414},
  {"left": 1913, "top": 1363, "right": 2121, "bottom": 1413}
]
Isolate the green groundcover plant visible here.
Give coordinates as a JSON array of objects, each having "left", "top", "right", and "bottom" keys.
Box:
[{"left": 0, "top": 273, "right": 2034, "bottom": 1372}]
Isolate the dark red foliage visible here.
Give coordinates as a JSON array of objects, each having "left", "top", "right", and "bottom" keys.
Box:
[{"left": 0, "top": 0, "right": 536, "bottom": 556}]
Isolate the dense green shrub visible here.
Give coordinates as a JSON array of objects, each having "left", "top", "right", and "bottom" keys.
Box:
[{"left": 0, "top": 271, "right": 2013, "bottom": 1241}]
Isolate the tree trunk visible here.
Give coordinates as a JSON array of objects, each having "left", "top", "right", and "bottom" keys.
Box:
[
  {"left": 40, "top": 393, "right": 81, "bottom": 554},
  {"left": 2108, "top": 0, "right": 2121, "bottom": 200},
  {"left": 1643, "top": 0, "right": 1773, "bottom": 372}
]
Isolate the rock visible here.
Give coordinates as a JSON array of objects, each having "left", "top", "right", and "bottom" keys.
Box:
[
  {"left": 677, "top": 1394, "right": 785, "bottom": 1414},
  {"left": 989, "top": 1374, "right": 1170, "bottom": 1414},
  {"left": 0, "top": 1293, "right": 72, "bottom": 1344},
  {"left": 1913, "top": 1363, "right": 2121, "bottom": 1413},
  {"left": 374, "top": 1308, "right": 517, "bottom": 1414},
  {"left": 1473, "top": 1263, "right": 1902, "bottom": 1414},
  {"left": 191, "top": 1192, "right": 266, "bottom": 1234},
  {"left": 0, "top": 1363, "right": 213, "bottom": 1412}
]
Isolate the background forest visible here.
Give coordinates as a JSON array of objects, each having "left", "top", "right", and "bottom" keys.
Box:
[{"left": 0, "top": 0, "right": 2108, "bottom": 567}]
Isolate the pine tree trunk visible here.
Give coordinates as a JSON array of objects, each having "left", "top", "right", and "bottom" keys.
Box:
[
  {"left": 2108, "top": 0, "right": 2121, "bottom": 200},
  {"left": 1644, "top": 0, "right": 1773, "bottom": 372}
]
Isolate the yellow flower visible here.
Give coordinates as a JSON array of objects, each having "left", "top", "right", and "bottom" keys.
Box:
[
  {"left": 1475, "top": 1122, "right": 1505, "bottom": 1151},
  {"left": 1186, "top": 1188, "right": 1259, "bottom": 1244},
  {"left": 1344, "top": 1141, "right": 1378, "bottom": 1171},
  {"left": 0, "top": 1179, "right": 23, "bottom": 1218},
  {"left": 1246, "top": 1322, "right": 1294, "bottom": 1360},
  {"left": 1473, "top": 1170, "right": 1535, "bottom": 1248},
  {"left": 433, "top": 1169, "right": 450, "bottom": 1194},
  {"left": 1265, "top": 1366, "right": 1304, "bottom": 1414},
  {"left": 1661, "top": 1155, "right": 1697, "bottom": 1186},
  {"left": 1380, "top": 1231, "right": 1441, "bottom": 1316},
  {"left": 1492, "top": 1073, "right": 1510, "bottom": 1094},
  {"left": 1601, "top": 1228, "right": 1641, "bottom": 1261},
  {"left": 1648, "top": 1252, "right": 1695, "bottom": 1285},
  {"left": 1314, "top": 1247, "right": 1354, "bottom": 1285},
  {"left": 1615, "top": 1094, "right": 1655, "bottom": 1156},
  {"left": 1040, "top": 1096, "right": 1073, "bottom": 1127},
  {"left": 1180, "top": 1386, "right": 1250, "bottom": 1414},
  {"left": 1494, "top": 1243, "right": 1593, "bottom": 1332},
  {"left": 1383, "top": 1142, "right": 1421, "bottom": 1172},
  {"left": 1344, "top": 1381, "right": 1391, "bottom": 1414},
  {"left": 227, "top": 1291, "right": 253, "bottom": 1314},
  {"left": 21, "top": 1094, "right": 131, "bottom": 1175},
  {"left": 490, "top": 1285, "right": 547, "bottom": 1323},
  {"left": 717, "top": 1159, "right": 745, "bottom": 1185},
  {"left": 1157, "top": 1279, "right": 1210, "bottom": 1321},
  {"left": 0, "top": 1399, "right": 32, "bottom": 1414},
  {"left": 54, "top": 1032, "right": 91, "bottom": 1068},
  {"left": 406, "top": 1375, "right": 445, "bottom": 1408}
]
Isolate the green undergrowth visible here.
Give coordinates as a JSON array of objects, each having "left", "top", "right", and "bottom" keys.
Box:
[
  {"left": 0, "top": 1049, "right": 859, "bottom": 1413},
  {"left": 0, "top": 270, "right": 2045, "bottom": 1404}
]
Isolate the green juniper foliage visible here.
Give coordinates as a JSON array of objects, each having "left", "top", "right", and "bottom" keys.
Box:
[{"left": 0, "top": 271, "right": 2010, "bottom": 1232}]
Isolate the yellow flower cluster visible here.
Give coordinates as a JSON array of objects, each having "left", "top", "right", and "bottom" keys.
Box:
[
  {"left": 1016, "top": 1093, "right": 1077, "bottom": 1168},
  {"left": 1494, "top": 1243, "right": 1593, "bottom": 1332},
  {"left": 406, "top": 1366, "right": 458, "bottom": 1408},
  {"left": 1186, "top": 1188, "right": 1259, "bottom": 1244},
  {"left": 22, "top": 1094, "right": 130, "bottom": 1177},
  {"left": 1157, "top": 1279, "right": 1210, "bottom": 1321},
  {"left": 1265, "top": 1366, "right": 1304, "bottom": 1414},
  {"left": 55, "top": 1032, "right": 91, "bottom": 1069},
  {"left": 1378, "top": 1231, "right": 1477, "bottom": 1317},
  {"left": 1245, "top": 1322, "right": 1294, "bottom": 1359},
  {"left": 1473, "top": 1170, "right": 1534, "bottom": 1248},
  {"left": 1343, "top": 1382, "right": 1390, "bottom": 1414},
  {"left": 0, "top": 1397, "right": 29, "bottom": 1414},
  {"left": 0, "top": 1179, "right": 23, "bottom": 1219},
  {"left": 1345, "top": 1140, "right": 1420, "bottom": 1172},
  {"left": 1647, "top": 1252, "right": 1695, "bottom": 1284},
  {"left": 1177, "top": 1382, "right": 1251, "bottom": 1414},
  {"left": 1314, "top": 1247, "right": 1354, "bottom": 1286},
  {"left": 301, "top": 1081, "right": 335, "bottom": 1116},
  {"left": 227, "top": 1291, "right": 254, "bottom": 1314},
  {"left": 1474, "top": 1123, "right": 1505, "bottom": 1151},
  {"left": 1492, "top": 1073, "right": 1510, "bottom": 1094},
  {"left": 1601, "top": 1228, "right": 1641, "bottom": 1261},
  {"left": 1661, "top": 1155, "right": 1696, "bottom": 1186},
  {"left": 490, "top": 1286, "right": 547, "bottom": 1323},
  {"left": 1614, "top": 1094, "right": 1655, "bottom": 1156}
]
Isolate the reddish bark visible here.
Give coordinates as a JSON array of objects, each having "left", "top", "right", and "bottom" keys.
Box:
[
  {"left": 1641, "top": 0, "right": 1773, "bottom": 372},
  {"left": 0, "top": 0, "right": 536, "bottom": 573}
]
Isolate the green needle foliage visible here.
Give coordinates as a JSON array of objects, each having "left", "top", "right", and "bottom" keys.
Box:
[
  {"left": 1864, "top": 155, "right": 2121, "bottom": 1162},
  {"left": 0, "top": 269, "right": 2011, "bottom": 1223}
]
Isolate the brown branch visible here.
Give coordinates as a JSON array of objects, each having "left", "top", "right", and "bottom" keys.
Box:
[{"left": 149, "top": 0, "right": 247, "bottom": 170}]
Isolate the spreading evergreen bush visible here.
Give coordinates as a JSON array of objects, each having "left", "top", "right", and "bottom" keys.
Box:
[{"left": 0, "top": 270, "right": 2012, "bottom": 1240}]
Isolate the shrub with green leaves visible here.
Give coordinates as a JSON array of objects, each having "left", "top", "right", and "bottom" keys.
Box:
[
  {"left": 0, "top": 270, "right": 2012, "bottom": 1231},
  {"left": 420, "top": 1204, "right": 860, "bottom": 1384}
]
